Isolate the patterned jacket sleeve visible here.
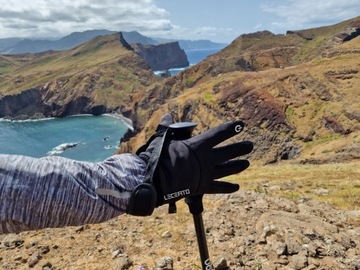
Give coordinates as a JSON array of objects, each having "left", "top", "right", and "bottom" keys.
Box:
[{"left": 0, "top": 153, "right": 146, "bottom": 234}]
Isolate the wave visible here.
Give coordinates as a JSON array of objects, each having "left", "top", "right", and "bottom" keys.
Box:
[
  {"left": 154, "top": 67, "right": 188, "bottom": 76},
  {"left": 47, "top": 142, "right": 80, "bottom": 156},
  {"left": 0, "top": 117, "right": 55, "bottom": 123},
  {"left": 104, "top": 145, "right": 114, "bottom": 150},
  {"left": 67, "top": 114, "right": 93, "bottom": 118}
]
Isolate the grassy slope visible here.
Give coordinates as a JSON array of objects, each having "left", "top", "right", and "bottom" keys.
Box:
[
  {"left": 125, "top": 17, "right": 360, "bottom": 165},
  {"left": 230, "top": 161, "right": 360, "bottom": 212},
  {"left": 127, "top": 39, "right": 360, "bottom": 164},
  {"left": 0, "top": 34, "right": 158, "bottom": 110}
]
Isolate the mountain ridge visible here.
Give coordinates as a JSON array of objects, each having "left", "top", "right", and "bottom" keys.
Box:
[{"left": 0, "top": 30, "right": 226, "bottom": 55}]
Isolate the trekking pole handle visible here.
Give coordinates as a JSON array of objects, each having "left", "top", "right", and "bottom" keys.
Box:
[
  {"left": 169, "top": 121, "right": 212, "bottom": 269},
  {"left": 169, "top": 122, "right": 197, "bottom": 140}
]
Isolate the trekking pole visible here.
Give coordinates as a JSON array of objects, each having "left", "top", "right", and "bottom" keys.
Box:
[
  {"left": 185, "top": 195, "right": 212, "bottom": 270},
  {"left": 169, "top": 122, "right": 213, "bottom": 269}
]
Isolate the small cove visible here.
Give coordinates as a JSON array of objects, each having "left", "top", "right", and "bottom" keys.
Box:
[{"left": 0, "top": 114, "right": 130, "bottom": 162}]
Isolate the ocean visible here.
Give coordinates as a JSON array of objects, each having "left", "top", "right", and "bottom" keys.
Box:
[
  {"left": 155, "top": 47, "right": 225, "bottom": 76},
  {"left": 185, "top": 47, "right": 224, "bottom": 66},
  {"left": 0, "top": 115, "right": 130, "bottom": 162},
  {"left": 0, "top": 48, "right": 224, "bottom": 162}
]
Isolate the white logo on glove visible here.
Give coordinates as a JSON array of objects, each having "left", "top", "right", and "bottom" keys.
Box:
[
  {"left": 235, "top": 125, "right": 243, "bottom": 133},
  {"left": 164, "top": 189, "right": 190, "bottom": 201}
]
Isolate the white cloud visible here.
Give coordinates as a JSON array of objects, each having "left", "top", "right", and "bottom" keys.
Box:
[
  {"left": 195, "top": 26, "right": 218, "bottom": 37},
  {"left": 261, "top": 0, "right": 360, "bottom": 32},
  {"left": 193, "top": 26, "right": 234, "bottom": 41},
  {"left": 0, "top": 0, "right": 174, "bottom": 38},
  {"left": 254, "top": 23, "right": 264, "bottom": 31}
]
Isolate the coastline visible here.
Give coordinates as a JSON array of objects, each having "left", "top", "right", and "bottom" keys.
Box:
[
  {"left": 103, "top": 113, "right": 134, "bottom": 131},
  {"left": 0, "top": 113, "right": 131, "bottom": 162},
  {"left": 0, "top": 113, "right": 134, "bottom": 131}
]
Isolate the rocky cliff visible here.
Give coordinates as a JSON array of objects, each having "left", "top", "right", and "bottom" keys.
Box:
[
  {"left": 132, "top": 42, "right": 189, "bottom": 70},
  {"left": 0, "top": 88, "right": 43, "bottom": 119}
]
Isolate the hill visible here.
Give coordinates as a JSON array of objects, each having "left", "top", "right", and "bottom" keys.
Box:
[
  {"left": 0, "top": 30, "right": 117, "bottom": 54},
  {"left": 119, "top": 16, "right": 360, "bottom": 165},
  {"left": 0, "top": 17, "right": 359, "bottom": 163},
  {"left": 0, "top": 33, "right": 158, "bottom": 119}
]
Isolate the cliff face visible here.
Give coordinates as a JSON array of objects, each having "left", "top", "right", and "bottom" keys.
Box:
[
  {"left": 0, "top": 85, "right": 106, "bottom": 120},
  {"left": 0, "top": 86, "right": 108, "bottom": 119},
  {"left": 0, "top": 89, "right": 43, "bottom": 119},
  {"left": 132, "top": 42, "right": 189, "bottom": 70}
]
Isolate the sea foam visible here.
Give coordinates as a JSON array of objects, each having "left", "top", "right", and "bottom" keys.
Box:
[{"left": 47, "top": 142, "right": 80, "bottom": 156}]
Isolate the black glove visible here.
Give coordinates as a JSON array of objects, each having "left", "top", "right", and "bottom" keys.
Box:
[{"left": 127, "top": 114, "right": 253, "bottom": 216}]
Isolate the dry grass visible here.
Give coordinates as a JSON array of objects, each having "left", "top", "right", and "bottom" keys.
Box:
[{"left": 227, "top": 160, "right": 360, "bottom": 210}]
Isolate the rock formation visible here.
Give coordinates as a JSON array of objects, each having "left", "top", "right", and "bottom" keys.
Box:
[{"left": 132, "top": 42, "right": 189, "bottom": 70}]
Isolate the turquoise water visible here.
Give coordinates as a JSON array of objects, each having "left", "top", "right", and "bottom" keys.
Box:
[{"left": 0, "top": 115, "right": 130, "bottom": 162}]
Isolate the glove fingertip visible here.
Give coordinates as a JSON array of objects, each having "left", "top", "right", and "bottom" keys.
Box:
[
  {"left": 160, "top": 113, "right": 174, "bottom": 126},
  {"left": 209, "top": 181, "right": 240, "bottom": 194},
  {"left": 188, "top": 120, "right": 246, "bottom": 149}
]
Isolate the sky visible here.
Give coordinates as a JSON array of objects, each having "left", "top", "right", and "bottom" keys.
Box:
[{"left": 0, "top": 0, "right": 359, "bottom": 43}]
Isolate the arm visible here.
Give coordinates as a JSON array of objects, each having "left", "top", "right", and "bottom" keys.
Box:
[
  {"left": 0, "top": 153, "right": 146, "bottom": 234},
  {"left": 0, "top": 114, "right": 253, "bottom": 233}
]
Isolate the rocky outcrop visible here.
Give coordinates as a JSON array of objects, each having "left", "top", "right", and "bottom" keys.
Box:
[
  {"left": 132, "top": 42, "right": 189, "bottom": 70},
  {"left": 118, "top": 32, "right": 133, "bottom": 51},
  {"left": 0, "top": 88, "right": 44, "bottom": 119},
  {"left": 0, "top": 87, "right": 100, "bottom": 119}
]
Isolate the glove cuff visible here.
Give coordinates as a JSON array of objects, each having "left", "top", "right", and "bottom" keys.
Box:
[
  {"left": 128, "top": 126, "right": 170, "bottom": 216},
  {"left": 126, "top": 183, "right": 157, "bottom": 216}
]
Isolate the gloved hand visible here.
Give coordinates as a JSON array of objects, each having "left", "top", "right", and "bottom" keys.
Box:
[{"left": 127, "top": 114, "right": 253, "bottom": 216}]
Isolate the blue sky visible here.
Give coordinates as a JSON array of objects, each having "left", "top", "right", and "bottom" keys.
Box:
[{"left": 0, "top": 0, "right": 359, "bottom": 43}]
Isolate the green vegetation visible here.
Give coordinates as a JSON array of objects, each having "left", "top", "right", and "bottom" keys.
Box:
[
  {"left": 285, "top": 105, "right": 295, "bottom": 118},
  {"left": 229, "top": 161, "right": 360, "bottom": 210},
  {"left": 0, "top": 33, "right": 158, "bottom": 117},
  {"left": 203, "top": 90, "right": 212, "bottom": 101}
]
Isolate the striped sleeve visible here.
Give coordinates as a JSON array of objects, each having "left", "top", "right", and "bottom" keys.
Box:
[{"left": 0, "top": 153, "right": 146, "bottom": 234}]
